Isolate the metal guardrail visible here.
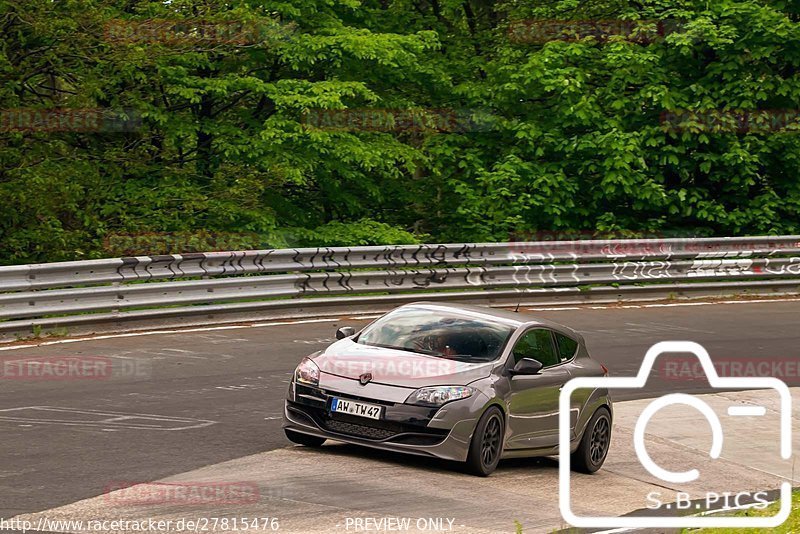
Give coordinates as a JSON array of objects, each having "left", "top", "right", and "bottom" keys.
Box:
[{"left": 1, "top": 236, "right": 799, "bottom": 340}]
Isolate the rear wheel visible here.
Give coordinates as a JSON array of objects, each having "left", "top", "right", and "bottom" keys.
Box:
[
  {"left": 572, "top": 407, "right": 611, "bottom": 474},
  {"left": 284, "top": 428, "right": 326, "bottom": 447},
  {"left": 465, "top": 406, "right": 505, "bottom": 476}
]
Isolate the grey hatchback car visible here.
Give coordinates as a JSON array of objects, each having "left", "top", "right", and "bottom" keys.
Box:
[{"left": 283, "top": 302, "right": 612, "bottom": 476}]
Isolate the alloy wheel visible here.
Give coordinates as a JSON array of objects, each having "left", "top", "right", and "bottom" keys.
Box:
[
  {"left": 589, "top": 415, "right": 610, "bottom": 464},
  {"left": 480, "top": 414, "right": 502, "bottom": 467}
]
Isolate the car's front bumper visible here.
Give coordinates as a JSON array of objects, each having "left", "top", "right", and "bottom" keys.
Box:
[{"left": 283, "top": 381, "right": 480, "bottom": 462}]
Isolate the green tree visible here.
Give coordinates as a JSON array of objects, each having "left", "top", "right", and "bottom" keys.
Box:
[{"left": 2, "top": 0, "right": 800, "bottom": 264}]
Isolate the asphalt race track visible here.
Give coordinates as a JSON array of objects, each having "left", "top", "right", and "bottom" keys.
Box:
[{"left": 1, "top": 298, "right": 799, "bottom": 528}]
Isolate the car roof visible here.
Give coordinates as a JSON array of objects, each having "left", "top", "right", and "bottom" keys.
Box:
[{"left": 399, "top": 301, "right": 583, "bottom": 339}]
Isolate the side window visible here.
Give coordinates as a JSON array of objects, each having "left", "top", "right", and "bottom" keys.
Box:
[
  {"left": 556, "top": 333, "right": 578, "bottom": 362},
  {"left": 512, "top": 329, "right": 559, "bottom": 367}
]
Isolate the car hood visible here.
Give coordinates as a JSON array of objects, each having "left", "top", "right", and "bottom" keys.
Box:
[{"left": 311, "top": 338, "right": 496, "bottom": 388}]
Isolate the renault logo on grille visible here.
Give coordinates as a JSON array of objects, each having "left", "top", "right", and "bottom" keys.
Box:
[{"left": 359, "top": 372, "right": 372, "bottom": 386}]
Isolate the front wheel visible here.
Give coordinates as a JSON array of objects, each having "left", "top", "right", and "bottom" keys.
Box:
[
  {"left": 465, "top": 406, "right": 505, "bottom": 476},
  {"left": 284, "top": 428, "right": 326, "bottom": 447},
  {"left": 571, "top": 407, "right": 611, "bottom": 474}
]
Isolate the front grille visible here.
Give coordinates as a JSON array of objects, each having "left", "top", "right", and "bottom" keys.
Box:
[
  {"left": 288, "top": 402, "right": 448, "bottom": 444},
  {"left": 323, "top": 419, "right": 396, "bottom": 440}
]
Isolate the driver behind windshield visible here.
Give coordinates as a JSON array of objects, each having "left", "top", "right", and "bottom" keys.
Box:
[
  {"left": 357, "top": 307, "right": 515, "bottom": 363},
  {"left": 409, "top": 328, "right": 459, "bottom": 357}
]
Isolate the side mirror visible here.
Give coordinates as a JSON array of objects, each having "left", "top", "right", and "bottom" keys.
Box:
[
  {"left": 335, "top": 326, "right": 356, "bottom": 340},
  {"left": 510, "top": 357, "right": 543, "bottom": 376}
]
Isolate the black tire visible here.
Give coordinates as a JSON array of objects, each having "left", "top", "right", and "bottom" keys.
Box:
[
  {"left": 571, "top": 407, "right": 612, "bottom": 474},
  {"left": 284, "top": 428, "right": 326, "bottom": 447},
  {"left": 465, "top": 406, "right": 505, "bottom": 476}
]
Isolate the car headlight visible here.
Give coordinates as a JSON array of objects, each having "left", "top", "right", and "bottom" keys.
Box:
[
  {"left": 406, "top": 386, "right": 475, "bottom": 407},
  {"left": 295, "top": 357, "right": 320, "bottom": 386}
]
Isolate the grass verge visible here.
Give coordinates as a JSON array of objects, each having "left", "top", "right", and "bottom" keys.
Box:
[{"left": 683, "top": 491, "right": 800, "bottom": 533}]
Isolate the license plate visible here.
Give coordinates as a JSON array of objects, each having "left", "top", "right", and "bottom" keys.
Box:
[{"left": 330, "top": 397, "right": 383, "bottom": 420}]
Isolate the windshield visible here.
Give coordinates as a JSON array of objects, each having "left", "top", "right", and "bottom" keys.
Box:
[{"left": 357, "top": 307, "right": 515, "bottom": 363}]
